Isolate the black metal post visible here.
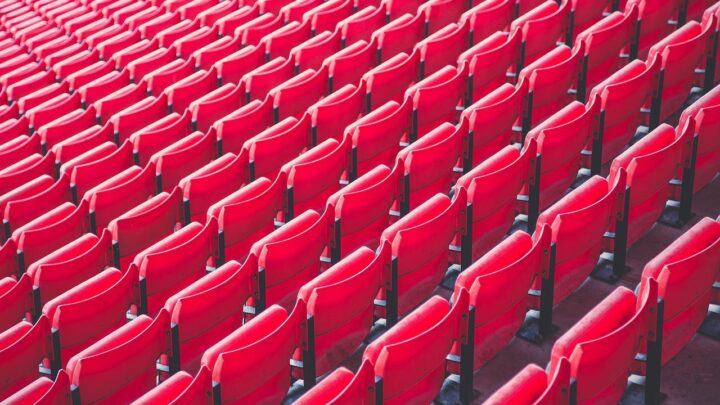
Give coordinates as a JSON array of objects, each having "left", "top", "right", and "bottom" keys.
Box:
[
  {"left": 539, "top": 243, "right": 556, "bottom": 338},
  {"left": 302, "top": 315, "right": 317, "bottom": 389},
  {"left": 527, "top": 155, "right": 542, "bottom": 232},
  {"left": 170, "top": 323, "right": 180, "bottom": 375},
  {"left": 386, "top": 257, "right": 399, "bottom": 327},
  {"left": 460, "top": 204, "right": 473, "bottom": 270},
  {"left": 591, "top": 110, "right": 605, "bottom": 176},
  {"left": 645, "top": 299, "right": 664, "bottom": 405},
  {"left": 459, "top": 306, "right": 476, "bottom": 403}
]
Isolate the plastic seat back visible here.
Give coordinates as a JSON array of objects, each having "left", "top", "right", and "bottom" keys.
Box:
[
  {"left": 348, "top": 100, "right": 410, "bottom": 178},
  {"left": 243, "top": 115, "right": 310, "bottom": 181},
  {"left": 459, "top": 29, "right": 521, "bottom": 104},
  {"left": 454, "top": 227, "right": 549, "bottom": 368},
  {"left": 589, "top": 59, "right": 659, "bottom": 163},
  {"left": 66, "top": 311, "right": 170, "bottom": 404},
  {"left": 397, "top": 122, "right": 464, "bottom": 211},
  {"left": 327, "top": 165, "right": 398, "bottom": 257},
  {"left": 250, "top": 210, "right": 330, "bottom": 309},
  {"left": 165, "top": 260, "right": 255, "bottom": 373},
  {"left": 88, "top": 163, "right": 156, "bottom": 231},
  {"left": 678, "top": 85, "right": 720, "bottom": 191},
  {"left": 43, "top": 266, "right": 138, "bottom": 368},
  {"left": 133, "top": 367, "right": 212, "bottom": 404},
  {"left": 0, "top": 274, "right": 33, "bottom": 332},
  {"left": 484, "top": 358, "right": 571, "bottom": 405},
  {"left": 108, "top": 188, "right": 182, "bottom": 271},
  {"left": 137, "top": 219, "right": 218, "bottom": 316},
  {"left": 535, "top": 173, "right": 625, "bottom": 303},
  {"left": 281, "top": 137, "right": 349, "bottom": 218},
  {"left": 180, "top": 152, "right": 248, "bottom": 223},
  {"left": 525, "top": 100, "right": 598, "bottom": 209},
  {"left": 210, "top": 176, "right": 284, "bottom": 263},
  {"left": 0, "top": 316, "right": 51, "bottom": 398},
  {"left": 363, "top": 50, "right": 420, "bottom": 110},
  {"left": 298, "top": 246, "right": 384, "bottom": 375},
  {"left": 608, "top": 123, "right": 688, "bottom": 246},
  {"left": 511, "top": 0, "right": 570, "bottom": 65},
  {"left": 308, "top": 83, "right": 364, "bottom": 144},
  {"left": 380, "top": 192, "right": 464, "bottom": 315},
  {"left": 204, "top": 304, "right": 302, "bottom": 404},
  {"left": 548, "top": 282, "right": 656, "bottom": 404},
  {"left": 29, "top": 231, "right": 113, "bottom": 308},
  {"left": 405, "top": 65, "right": 467, "bottom": 140},
  {"left": 363, "top": 291, "right": 467, "bottom": 404},
  {"left": 638, "top": 217, "right": 720, "bottom": 363}
]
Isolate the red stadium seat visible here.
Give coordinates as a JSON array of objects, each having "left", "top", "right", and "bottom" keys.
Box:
[
  {"left": 68, "top": 140, "right": 135, "bottom": 200},
  {"left": 0, "top": 275, "right": 33, "bottom": 332},
  {"left": 201, "top": 304, "right": 303, "bottom": 404},
  {"left": 570, "top": 0, "right": 618, "bottom": 37},
  {"left": 454, "top": 142, "right": 535, "bottom": 261},
  {"left": 269, "top": 67, "right": 328, "bottom": 121},
  {"left": 297, "top": 246, "right": 384, "bottom": 376},
  {"left": 127, "top": 48, "right": 175, "bottom": 82},
  {"left": 241, "top": 57, "right": 295, "bottom": 102},
  {"left": 363, "top": 50, "right": 420, "bottom": 110},
  {"left": 290, "top": 30, "right": 342, "bottom": 73},
  {"left": 461, "top": 82, "right": 526, "bottom": 166},
  {"left": 626, "top": 0, "right": 683, "bottom": 58},
  {"left": 86, "top": 163, "right": 156, "bottom": 231},
  {"left": 419, "top": 0, "right": 467, "bottom": 36},
  {"left": 145, "top": 59, "right": 195, "bottom": 99},
  {"left": 380, "top": 192, "right": 464, "bottom": 316},
  {"left": 0, "top": 152, "right": 54, "bottom": 197},
  {"left": 535, "top": 173, "right": 625, "bottom": 304},
  {"left": 108, "top": 188, "right": 182, "bottom": 271},
  {"left": 242, "top": 115, "right": 310, "bottom": 180},
  {"left": 307, "top": 83, "right": 364, "bottom": 144},
  {"left": 346, "top": 100, "right": 410, "bottom": 178},
  {"left": 0, "top": 136, "right": 40, "bottom": 174},
  {"left": 37, "top": 106, "right": 97, "bottom": 151},
  {"left": 94, "top": 83, "right": 149, "bottom": 125},
  {"left": 134, "top": 367, "right": 212, "bottom": 404},
  {"left": 416, "top": 23, "right": 469, "bottom": 79},
  {"left": 2, "top": 369, "right": 70, "bottom": 404},
  {"left": 27, "top": 230, "right": 113, "bottom": 308},
  {"left": 214, "top": 4, "right": 261, "bottom": 37},
  {"left": 164, "top": 260, "right": 255, "bottom": 373},
  {"left": 180, "top": 152, "right": 248, "bottom": 223},
  {"left": 262, "top": 20, "right": 313, "bottom": 61},
  {"left": 608, "top": 123, "right": 689, "bottom": 246},
  {"left": 0, "top": 175, "right": 54, "bottom": 239},
  {"left": 173, "top": 26, "right": 219, "bottom": 60},
  {"left": 483, "top": 358, "right": 571, "bottom": 404},
  {"left": 337, "top": 6, "right": 385, "bottom": 46},
  {"left": 322, "top": 40, "right": 376, "bottom": 93},
  {"left": 511, "top": 0, "right": 570, "bottom": 66},
  {"left": 638, "top": 217, "right": 720, "bottom": 363},
  {"left": 405, "top": 65, "right": 467, "bottom": 140},
  {"left": 372, "top": 13, "right": 424, "bottom": 62},
  {"left": 461, "top": 0, "right": 515, "bottom": 46},
  {"left": 326, "top": 164, "right": 398, "bottom": 258},
  {"left": 66, "top": 311, "right": 170, "bottom": 404},
  {"left": 27, "top": 92, "right": 82, "bottom": 131},
  {"left": 3, "top": 176, "right": 72, "bottom": 240},
  {"left": 518, "top": 44, "right": 584, "bottom": 130},
  {"left": 193, "top": 35, "right": 241, "bottom": 71},
  {"left": 78, "top": 69, "right": 132, "bottom": 105},
  {"left": 397, "top": 122, "right": 464, "bottom": 212},
  {"left": 0, "top": 316, "right": 51, "bottom": 399},
  {"left": 214, "top": 44, "right": 266, "bottom": 86},
  {"left": 576, "top": 8, "right": 637, "bottom": 93},
  {"left": 458, "top": 29, "right": 522, "bottom": 104},
  {"left": 454, "top": 227, "right": 549, "bottom": 367},
  {"left": 151, "top": 129, "right": 216, "bottom": 192},
  {"left": 189, "top": 83, "right": 244, "bottom": 133},
  {"left": 13, "top": 200, "right": 90, "bottom": 273},
  {"left": 109, "top": 94, "right": 168, "bottom": 143},
  {"left": 294, "top": 359, "right": 375, "bottom": 404},
  {"left": 547, "top": 281, "right": 657, "bottom": 404},
  {"left": 647, "top": 20, "right": 714, "bottom": 122},
  {"left": 304, "top": 0, "right": 353, "bottom": 34},
  {"left": 280, "top": 137, "right": 349, "bottom": 218},
  {"left": 135, "top": 219, "right": 218, "bottom": 316},
  {"left": 41, "top": 266, "right": 138, "bottom": 369},
  {"left": 678, "top": 85, "right": 720, "bottom": 191},
  {"left": 209, "top": 176, "right": 284, "bottom": 263},
  {"left": 164, "top": 68, "right": 217, "bottom": 113},
  {"left": 131, "top": 111, "right": 193, "bottom": 167},
  {"left": 524, "top": 100, "right": 598, "bottom": 209},
  {"left": 363, "top": 290, "right": 469, "bottom": 404},
  {"left": 238, "top": 13, "right": 284, "bottom": 47},
  {"left": 249, "top": 209, "right": 330, "bottom": 309},
  {"left": 588, "top": 59, "right": 659, "bottom": 163}
]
